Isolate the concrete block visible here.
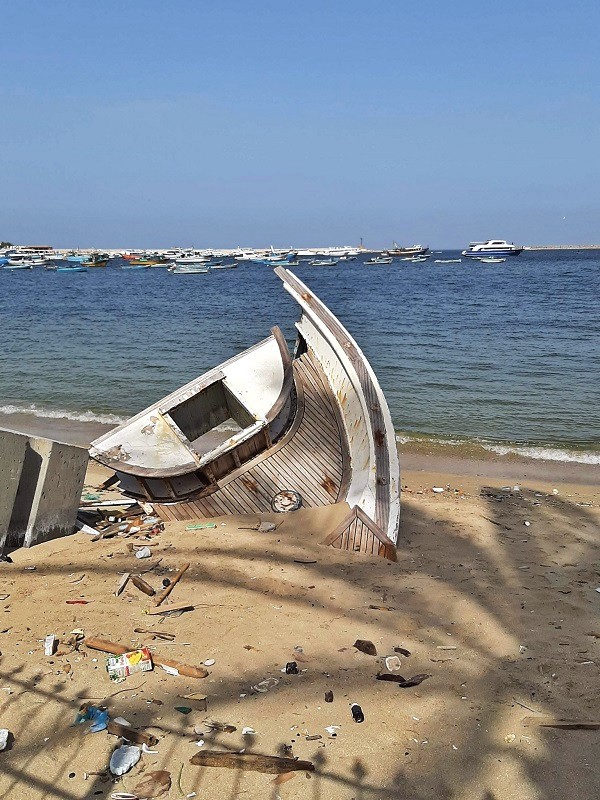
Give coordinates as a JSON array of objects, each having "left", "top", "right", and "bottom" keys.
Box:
[
  {"left": 1, "top": 428, "right": 89, "bottom": 550},
  {"left": 0, "top": 431, "right": 28, "bottom": 550}
]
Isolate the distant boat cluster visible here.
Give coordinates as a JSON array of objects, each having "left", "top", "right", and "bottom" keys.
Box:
[{"left": 0, "top": 240, "right": 524, "bottom": 273}]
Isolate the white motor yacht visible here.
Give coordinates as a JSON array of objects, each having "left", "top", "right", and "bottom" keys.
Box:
[{"left": 462, "top": 240, "right": 523, "bottom": 258}]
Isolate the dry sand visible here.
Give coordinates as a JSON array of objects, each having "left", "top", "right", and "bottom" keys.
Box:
[{"left": 0, "top": 458, "right": 598, "bottom": 799}]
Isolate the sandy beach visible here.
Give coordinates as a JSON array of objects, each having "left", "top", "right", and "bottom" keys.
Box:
[{"left": 0, "top": 453, "right": 597, "bottom": 800}]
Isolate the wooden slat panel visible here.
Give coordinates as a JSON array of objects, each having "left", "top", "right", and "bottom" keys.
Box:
[{"left": 267, "top": 452, "right": 330, "bottom": 507}]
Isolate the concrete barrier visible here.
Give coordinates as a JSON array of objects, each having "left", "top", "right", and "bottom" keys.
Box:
[{"left": 0, "top": 429, "right": 88, "bottom": 552}]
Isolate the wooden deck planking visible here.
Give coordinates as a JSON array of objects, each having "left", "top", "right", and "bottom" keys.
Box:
[{"left": 154, "top": 352, "right": 347, "bottom": 522}]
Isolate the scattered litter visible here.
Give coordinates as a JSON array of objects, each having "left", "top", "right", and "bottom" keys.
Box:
[
  {"left": 285, "top": 661, "right": 299, "bottom": 674},
  {"left": 376, "top": 673, "right": 430, "bottom": 687},
  {"left": 109, "top": 744, "right": 141, "bottom": 776},
  {"left": 135, "top": 547, "right": 152, "bottom": 559},
  {"left": 0, "top": 730, "right": 10, "bottom": 751},
  {"left": 353, "top": 639, "right": 377, "bottom": 656},
  {"left": 350, "top": 703, "right": 364, "bottom": 723},
  {"left": 519, "top": 645, "right": 527, "bottom": 653},
  {"left": 306, "top": 733, "right": 322, "bottom": 741},
  {"left": 204, "top": 720, "right": 237, "bottom": 733},
  {"left": 432, "top": 487, "right": 444, "bottom": 493},
  {"left": 194, "top": 740, "right": 205, "bottom": 747},
  {"left": 504, "top": 734, "right": 516, "bottom": 743},
  {"left": 325, "top": 725, "right": 340, "bottom": 736},
  {"left": 385, "top": 656, "right": 402, "bottom": 672},
  {"left": 131, "top": 770, "right": 171, "bottom": 798},
  {"left": 203, "top": 659, "right": 215, "bottom": 667},
  {"left": 252, "top": 677, "right": 279, "bottom": 693},
  {"left": 324, "top": 690, "right": 334, "bottom": 703},
  {"left": 271, "top": 490, "right": 302, "bottom": 513},
  {"left": 394, "top": 647, "right": 411, "bottom": 657},
  {"left": 242, "top": 727, "right": 255, "bottom": 735},
  {"left": 66, "top": 600, "right": 91, "bottom": 605},
  {"left": 112, "top": 717, "right": 131, "bottom": 726},
  {"left": 74, "top": 704, "right": 109, "bottom": 733},
  {"left": 368, "top": 604, "right": 395, "bottom": 611},
  {"left": 107, "top": 648, "right": 153, "bottom": 683},
  {"left": 552, "top": 488, "right": 559, "bottom": 495},
  {"left": 44, "top": 634, "right": 57, "bottom": 657},
  {"left": 189, "top": 751, "right": 314, "bottom": 773},
  {"left": 294, "top": 559, "right": 317, "bottom": 564},
  {"left": 175, "top": 707, "right": 192, "bottom": 715},
  {"left": 524, "top": 521, "right": 531, "bottom": 527},
  {"left": 436, "top": 646, "right": 457, "bottom": 651},
  {"left": 185, "top": 523, "right": 217, "bottom": 530},
  {"left": 0, "top": 595, "right": 9, "bottom": 602}
]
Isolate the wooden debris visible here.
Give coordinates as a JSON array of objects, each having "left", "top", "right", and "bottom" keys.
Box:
[
  {"left": 522, "top": 716, "right": 600, "bottom": 730},
  {"left": 130, "top": 575, "right": 156, "bottom": 597},
  {"left": 84, "top": 636, "right": 208, "bottom": 679},
  {"left": 353, "top": 639, "right": 377, "bottom": 656},
  {"left": 376, "top": 673, "right": 430, "bottom": 687},
  {"left": 189, "top": 751, "right": 314, "bottom": 774},
  {"left": 144, "top": 602, "right": 196, "bottom": 616},
  {"left": 107, "top": 720, "right": 159, "bottom": 746},
  {"left": 154, "top": 563, "right": 190, "bottom": 606},
  {"left": 368, "top": 604, "right": 395, "bottom": 611}
]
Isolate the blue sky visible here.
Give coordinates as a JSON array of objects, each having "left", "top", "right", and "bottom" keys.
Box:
[{"left": 1, "top": 0, "right": 598, "bottom": 247}]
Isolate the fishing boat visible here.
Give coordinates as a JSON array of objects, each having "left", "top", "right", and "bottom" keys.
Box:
[
  {"left": 478, "top": 257, "right": 506, "bottom": 263},
  {"left": 55, "top": 265, "right": 88, "bottom": 273},
  {"left": 4, "top": 261, "right": 34, "bottom": 270},
  {"left": 366, "top": 256, "right": 393, "bottom": 265},
  {"left": 90, "top": 268, "right": 400, "bottom": 558},
  {"left": 308, "top": 258, "right": 339, "bottom": 266},
  {"left": 211, "top": 262, "right": 238, "bottom": 270},
  {"left": 383, "top": 243, "right": 429, "bottom": 257},
  {"left": 434, "top": 259, "right": 462, "bottom": 264},
  {"left": 171, "top": 265, "right": 210, "bottom": 274},
  {"left": 462, "top": 240, "right": 522, "bottom": 258}
]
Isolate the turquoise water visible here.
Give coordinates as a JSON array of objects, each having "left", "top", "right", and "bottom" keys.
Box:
[{"left": 0, "top": 250, "right": 598, "bottom": 462}]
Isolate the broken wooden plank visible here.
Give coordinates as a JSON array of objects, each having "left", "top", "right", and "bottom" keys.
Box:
[
  {"left": 522, "top": 716, "right": 600, "bottom": 730},
  {"left": 154, "top": 563, "right": 190, "bottom": 606},
  {"left": 189, "top": 751, "right": 314, "bottom": 773}
]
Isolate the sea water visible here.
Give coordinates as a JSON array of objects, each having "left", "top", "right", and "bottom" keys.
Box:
[{"left": 0, "top": 250, "right": 598, "bottom": 463}]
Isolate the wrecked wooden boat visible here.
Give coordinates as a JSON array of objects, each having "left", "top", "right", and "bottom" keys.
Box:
[{"left": 90, "top": 267, "right": 400, "bottom": 553}]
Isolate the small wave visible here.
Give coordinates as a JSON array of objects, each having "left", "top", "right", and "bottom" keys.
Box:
[
  {"left": 483, "top": 443, "right": 600, "bottom": 465},
  {"left": 0, "top": 404, "right": 126, "bottom": 426}
]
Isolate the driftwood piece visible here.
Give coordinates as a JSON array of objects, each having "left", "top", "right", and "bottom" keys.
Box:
[
  {"left": 144, "top": 602, "right": 196, "bottom": 616},
  {"left": 84, "top": 636, "right": 208, "bottom": 679},
  {"left": 522, "top": 716, "right": 600, "bottom": 730},
  {"left": 353, "top": 639, "right": 377, "bottom": 656},
  {"left": 130, "top": 575, "right": 156, "bottom": 597},
  {"left": 189, "top": 751, "right": 315, "bottom": 773},
  {"left": 107, "top": 720, "right": 159, "bottom": 746},
  {"left": 154, "top": 563, "right": 189, "bottom": 606},
  {"left": 376, "top": 673, "right": 430, "bottom": 687}
]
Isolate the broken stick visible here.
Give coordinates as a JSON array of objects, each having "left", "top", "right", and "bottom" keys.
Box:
[
  {"left": 522, "top": 716, "right": 600, "bottom": 730},
  {"left": 154, "top": 563, "right": 190, "bottom": 606},
  {"left": 84, "top": 636, "right": 208, "bottom": 679},
  {"left": 189, "top": 751, "right": 314, "bottom": 773}
]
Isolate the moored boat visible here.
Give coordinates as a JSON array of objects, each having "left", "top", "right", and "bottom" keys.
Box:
[
  {"left": 308, "top": 258, "right": 339, "bottom": 266},
  {"left": 462, "top": 239, "right": 522, "bottom": 258},
  {"left": 383, "top": 242, "right": 429, "bottom": 257},
  {"left": 366, "top": 256, "right": 393, "bottom": 264}
]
